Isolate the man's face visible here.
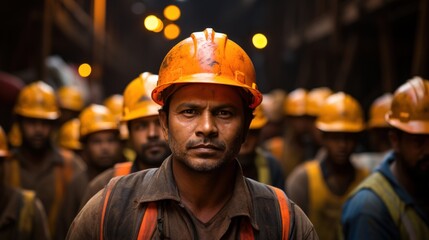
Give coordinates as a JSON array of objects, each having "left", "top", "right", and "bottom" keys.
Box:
[
  {"left": 84, "top": 130, "right": 121, "bottom": 169},
  {"left": 392, "top": 131, "right": 429, "bottom": 189},
  {"left": 323, "top": 132, "right": 358, "bottom": 165},
  {"left": 128, "top": 116, "right": 170, "bottom": 167},
  {"left": 20, "top": 117, "right": 54, "bottom": 151},
  {"left": 160, "top": 84, "right": 246, "bottom": 172}
]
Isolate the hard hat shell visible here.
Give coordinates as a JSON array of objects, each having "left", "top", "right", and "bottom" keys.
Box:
[
  {"left": 386, "top": 76, "right": 429, "bottom": 134},
  {"left": 316, "top": 92, "right": 365, "bottom": 132},
  {"left": 122, "top": 72, "right": 160, "bottom": 122},
  {"left": 368, "top": 93, "right": 393, "bottom": 128},
  {"left": 152, "top": 28, "right": 262, "bottom": 109},
  {"left": 249, "top": 105, "right": 268, "bottom": 129},
  {"left": 57, "top": 86, "right": 84, "bottom": 111},
  {"left": 0, "top": 125, "right": 9, "bottom": 157},
  {"left": 14, "top": 81, "right": 60, "bottom": 120},
  {"left": 59, "top": 118, "right": 82, "bottom": 150},
  {"left": 307, "top": 87, "right": 332, "bottom": 117},
  {"left": 284, "top": 88, "right": 308, "bottom": 116},
  {"left": 103, "top": 94, "right": 123, "bottom": 119},
  {"left": 79, "top": 104, "right": 119, "bottom": 140}
]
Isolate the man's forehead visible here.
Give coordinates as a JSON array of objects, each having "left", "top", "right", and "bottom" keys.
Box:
[{"left": 169, "top": 83, "right": 244, "bottom": 104}]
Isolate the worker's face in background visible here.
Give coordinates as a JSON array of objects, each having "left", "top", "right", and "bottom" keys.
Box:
[
  {"left": 128, "top": 116, "right": 170, "bottom": 167},
  {"left": 84, "top": 130, "right": 122, "bottom": 169},
  {"left": 323, "top": 132, "right": 358, "bottom": 165},
  {"left": 20, "top": 117, "right": 54, "bottom": 151},
  {"left": 391, "top": 131, "right": 429, "bottom": 190},
  {"left": 160, "top": 84, "right": 246, "bottom": 173}
]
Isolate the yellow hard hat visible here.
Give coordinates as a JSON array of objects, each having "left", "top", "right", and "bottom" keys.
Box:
[
  {"left": 8, "top": 122, "right": 21, "bottom": 147},
  {"left": 368, "top": 93, "right": 393, "bottom": 128},
  {"left": 0, "top": 125, "right": 9, "bottom": 157},
  {"left": 307, "top": 87, "right": 332, "bottom": 117},
  {"left": 284, "top": 88, "right": 308, "bottom": 116},
  {"left": 79, "top": 104, "right": 118, "bottom": 139},
  {"left": 249, "top": 105, "right": 268, "bottom": 129},
  {"left": 14, "top": 81, "right": 60, "bottom": 120},
  {"left": 316, "top": 92, "right": 365, "bottom": 132},
  {"left": 103, "top": 94, "right": 123, "bottom": 120},
  {"left": 122, "top": 72, "right": 160, "bottom": 122},
  {"left": 152, "top": 28, "right": 262, "bottom": 109},
  {"left": 58, "top": 118, "right": 81, "bottom": 150},
  {"left": 386, "top": 76, "right": 429, "bottom": 134},
  {"left": 57, "top": 86, "right": 84, "bottom": 111}
]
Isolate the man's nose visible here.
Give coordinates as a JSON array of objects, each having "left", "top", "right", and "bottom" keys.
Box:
[{"left": 196, "top": 111, "right": 218, "bottom": 138}]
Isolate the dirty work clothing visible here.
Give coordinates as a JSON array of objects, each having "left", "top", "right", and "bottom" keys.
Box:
[
  {"left": 0, "top": 186, "right": 51, "bottom": 240},
  {"left": 4, "top": 147, "right": 86, "bottom": 240},
  {"left": 68, "top": 156, "right": 318, "bottom": 239},
  {"left": 286, "top": 159, "right": 369, "bottom": 240},
  {"left": 341, "top": 152, "right": 429, "bottom": 240}
]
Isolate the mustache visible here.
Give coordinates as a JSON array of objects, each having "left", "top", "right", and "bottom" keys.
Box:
[{"left": 186, "top": 139, "right": 226, "bottom": 150}]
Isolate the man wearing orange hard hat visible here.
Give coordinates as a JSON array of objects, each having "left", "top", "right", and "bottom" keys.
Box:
[{"left": 68, "top": 28, "right": 317, "bottom": 240}]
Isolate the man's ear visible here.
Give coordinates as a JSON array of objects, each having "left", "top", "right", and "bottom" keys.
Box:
[
  {"left": 158, "top": 110, "right": 169, "bottom": 141},
  {"left": 388, "top": 129, "right": 399, "bottom": 152}
]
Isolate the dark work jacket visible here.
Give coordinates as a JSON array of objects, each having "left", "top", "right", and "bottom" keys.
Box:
[{"left": 67, "top": 156, "right": 318, "bottom": 240}]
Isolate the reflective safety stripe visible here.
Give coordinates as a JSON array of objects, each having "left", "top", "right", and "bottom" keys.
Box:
[
  {"left": 137, "top": 202, "right": 158, "bottom": 239},
  {"left": 114, "top": 162, "right": 133, "bottom": 177},
  {"left": 270, "top": 186, "right": 291, "bottom": 239},
  {"left": 100, "top": 177, "right": 121, "bottom": 240}
]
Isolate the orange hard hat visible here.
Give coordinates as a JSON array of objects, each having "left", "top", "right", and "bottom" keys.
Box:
[
  {"left": 0, "top": 125, "right": 8, "bottom": 157},
  {"left": 14, "top": 81, "right": 60, "bottom": 120},
  {"left": 57, "top": 86, "right": 85, "bottom": 111},
  {"left": 152, "top": 28, "right": 262, "bottom": 109},
  {"left": 59, "top": 118, "right": 82, "bottom": 150},
  {"left": 368, "top": 93, "right": 393, "bottom": 128},
  {"left": 307, "top": 87, "right": 332, "bottom": 117},
  {"left": 249, "top": 105, "right": 268, "bottom": 129},
  {"left": 103, "top": 94, "right": 123, "bottom": 120},
  {"left": 79, "top": 104, "right": 118, "bottom": 139},
  {"left": 284, "top": 88, "right": 308, "bottom": 116},
  {"left": 386, "top": 76, "right": 429, "bottom": 134},
  {"left": 122, "top": 72, "right": 160, "bottom": 122},
  {"left": 316, "top": 92, "right": 365, "bottom": 132}
]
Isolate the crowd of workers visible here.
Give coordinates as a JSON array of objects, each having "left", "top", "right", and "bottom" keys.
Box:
[{"left": 0, "top": 28, "right": 428, "bottom": 239}]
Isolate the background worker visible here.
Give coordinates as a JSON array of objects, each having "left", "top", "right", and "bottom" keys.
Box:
[
  {"left": 286, "top": 92, "right": 369, "bottom": 240},
  {"left": 0, "top": 125, "right": 51, "bottom": 240},
  {"left": 352, "top": 93, "right": 393, "bottom": 171},
  {"left": 238, "top": 105, "right": 285, "bottom": 189},
  {"left": 67, "top": 28, "right": 317, "bottom": 239},
  {"left": 57, "top": 85, "right": 85, "bottom": 127},
  {"left": 80, "top": 72, "right": 171, "bottom": 204},
  {"left": 58, "top": 118, "right": 83, "bottom": 158},
  {"left": 342, "top": 77, "right": 429, "bottom": 239},
  {"left": 60, "top": 104, "right": 123, "bottom": 236},
  {"left": 3, "top": 81, "right": 86, "bottom": 240}
]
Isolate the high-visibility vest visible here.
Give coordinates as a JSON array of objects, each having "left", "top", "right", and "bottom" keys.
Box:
[
  {"left": 100, "top": 172, "right": 292, "bottom": 239},
  {"left": 113, "top": 162, "right": 133, "bottom": 177},
  {"left": 348, "top": 172, "right": 429, "bottom": 239}
]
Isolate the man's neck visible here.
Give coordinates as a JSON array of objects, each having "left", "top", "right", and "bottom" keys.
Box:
[{"left": 172, "top": 159, "right": 236, "bottom": 223}]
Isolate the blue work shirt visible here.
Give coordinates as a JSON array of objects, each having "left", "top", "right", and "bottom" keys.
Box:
[{"left": 341, "top": 152, "right": 429, "bottom": 240}]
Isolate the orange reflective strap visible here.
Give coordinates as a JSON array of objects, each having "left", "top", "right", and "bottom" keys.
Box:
[
  {"left": 100, "top": 177, "right": 120, "bottom": 240},
  {"left": 239, "top": 218, "right": 255, "bottom": 240},
  {"left": 137, "top": 202, "right": 158, "bottom": 239},
  {"left": 269, "top": 186, "right": 290, "bottom": 239},
  {"left": 114, "top": 162, "right": 133, "bottom": 177}
]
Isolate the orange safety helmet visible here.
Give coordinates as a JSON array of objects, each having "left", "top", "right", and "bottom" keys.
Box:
[
  {"left": 57, "top": 86, "right": 85, "bottom": 111},
  {"left": 316, "top": 92, "right": 365, "bottom": 132},
  {"left": 249, "top": 105, "right": 268, "bottom": 130},
  {"left": 122, "top": 72, "right": 160, "bottom": 122},
  {"left": 0, "top": 125, "right": 9, "bottom": 157},
  {"left": 79, "top": 104, "right": 119, "bottom": 140},
  {"left": 103, "top": 94, "right": 123, "bottom": 119},
  {"left": 152, "top": 28, "right": 262, "bottom": 109},
  {"left": 284, "top": 88, "right": 308, "bottom": 116},
  {"left": 59, "top": 118, "right": 82, "bottom": 150},
  {"left": 14, "top": 81, "right": 60, "bottom": 120},
  {"left": 368, "top": 93, "right": 393, "bottom": 128},
  {"left": 307, "top": 87, "right": 332, "bottom": 117},
  {"left": 386, "top": 76, "right": 429, "bottom": 134}
]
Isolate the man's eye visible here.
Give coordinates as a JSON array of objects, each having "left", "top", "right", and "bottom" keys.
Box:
[
  {"left": 181, "top": 109, "right": 197, "bottom": 116},
  {"left": 217, "top": 110, "right": 232, "bottom": 118}
]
